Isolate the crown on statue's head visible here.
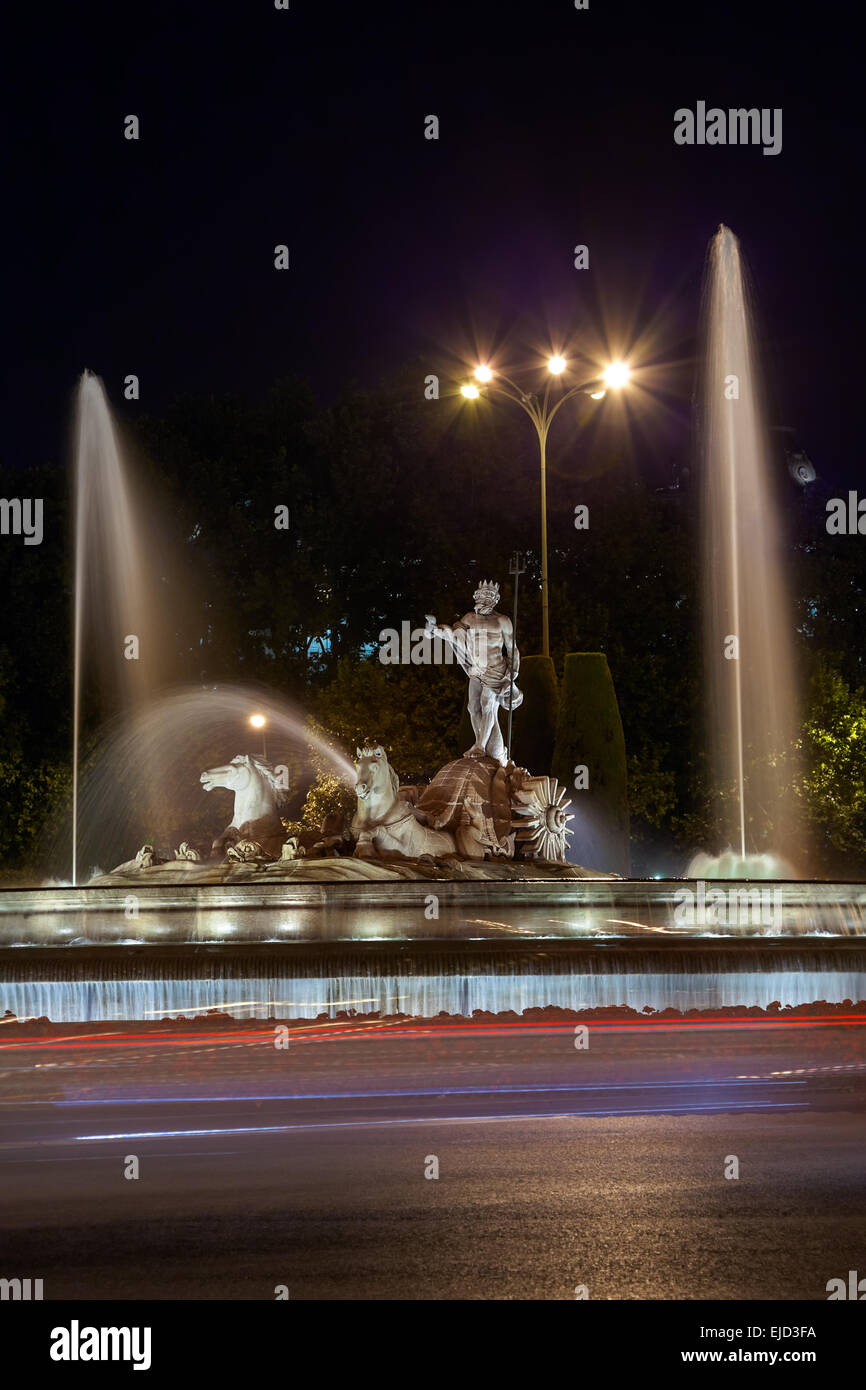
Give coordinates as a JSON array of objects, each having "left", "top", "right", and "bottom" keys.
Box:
[{"left": 473, "top": 579, "right": 500, "bottom": 601}]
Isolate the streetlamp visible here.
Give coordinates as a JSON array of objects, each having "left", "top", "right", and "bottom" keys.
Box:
[
  {"left": 459, "top": 355, "right": 631, "bottom": 658},
  {"left": 249, "top": 713, "right": 267, "bottom": 761}
]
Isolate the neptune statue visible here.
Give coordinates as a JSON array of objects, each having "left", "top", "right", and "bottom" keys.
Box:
[{"left": 424, "top": 579, "right": 522, "bottom": 766}]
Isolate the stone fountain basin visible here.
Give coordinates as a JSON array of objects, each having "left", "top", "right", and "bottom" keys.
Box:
[{"left": 88, "top": 855, "right": 616, "bottom": 887}]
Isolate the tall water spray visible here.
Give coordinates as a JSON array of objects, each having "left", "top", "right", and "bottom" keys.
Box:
[
  {"left": 72, "top": 686, "right": 356, "bottom": 876},
  {"left": 699, "top": 226, "right": 801, "bottom": 873},
  {"left": 72, "top": 373, "right": 155, "bottom": 885},
  {"left": 68, "top": 373, "right": 355, "bottom": 881}
]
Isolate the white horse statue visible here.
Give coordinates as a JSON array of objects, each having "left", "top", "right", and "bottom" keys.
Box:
[
  {"left": 351, "top": 744, "right": 571, "bottom": 863},
  {"left": 352, "top": 745, "right": 455, "bottom": 859},
  {"left": 200, "top": 753, "right": 288, "bottom": 861}
]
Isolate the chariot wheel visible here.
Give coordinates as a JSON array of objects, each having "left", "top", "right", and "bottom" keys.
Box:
[{"left": 511, "top": 775, "right": 574, "bottom": 861}]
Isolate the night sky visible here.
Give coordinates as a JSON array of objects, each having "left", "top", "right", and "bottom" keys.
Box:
[{"left": 3, "top": 0, "right": 862, "bottom": 488}]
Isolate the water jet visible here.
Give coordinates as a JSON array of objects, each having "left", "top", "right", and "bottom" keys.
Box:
[{"left": 697, "top": 225, "right": 803, "bottom": 877}]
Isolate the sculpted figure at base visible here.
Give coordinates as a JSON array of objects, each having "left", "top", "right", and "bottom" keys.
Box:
[
  {"left": 350, "top": 744, "right": 572, "bottom": 864},
  {"left": 104, "top": 564, "right": 586, "bottom": 877},
  {"left": 425, "top": 579, "right": 522, "bottom": 767},
  {"left": 105, "top": 739, "right": 581, "bottom": 878},
  {"left": 352, "top": 745, "right": 454, "bottom": 858},
  {"left": 200, "top": 753, "right": 288, "bottom": 861}
]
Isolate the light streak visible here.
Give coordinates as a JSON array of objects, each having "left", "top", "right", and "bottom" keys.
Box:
[
  {"left": 1, "top": 1013, "right": 865, "bottom": 1053},
  {"left": 36, "top": 1078, "right": 809, "bottom": 1107},
  {"left": 72, "top": 1099, "right": 811, "bottom": 1142}
]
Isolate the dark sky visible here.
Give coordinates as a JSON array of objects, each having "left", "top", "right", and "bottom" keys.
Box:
[{"left": 3, "top": 0, "right": 862, "bottom": 487}]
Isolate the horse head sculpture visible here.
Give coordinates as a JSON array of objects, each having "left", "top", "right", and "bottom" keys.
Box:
[
  {"left": 351, "top": 744, "right": 454, "bottom": 860},
  {"left": 200, "top": 753, "right": 288, "bottom": 861}
]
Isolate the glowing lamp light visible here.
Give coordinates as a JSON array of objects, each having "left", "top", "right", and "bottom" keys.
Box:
[
  {"left": 474, "top": 364, "right": 493, "bottom": 382},
  {"left": 461, "top": 383, "right": 481, "bottom": 399},
  {"left": 547, "top": 355, "right": 566, "bottom": 375},
  {"left": 589, "top": 389, "right": 606, "bottom": 400},
  {"left": 602, "top": 361, "right": 631, "bottom": 390},
  {"left": 249, "top": 714, "right": 266, "bottom": 729}
]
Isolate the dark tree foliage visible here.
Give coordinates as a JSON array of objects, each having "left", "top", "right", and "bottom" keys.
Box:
[{"left": 1, "top": 368, "right": 864, "bottom": 872}]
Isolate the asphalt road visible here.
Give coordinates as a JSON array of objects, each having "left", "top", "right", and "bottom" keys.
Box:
[{"left": 1, "top": 1019, "right": 865, "bottom": 1299}]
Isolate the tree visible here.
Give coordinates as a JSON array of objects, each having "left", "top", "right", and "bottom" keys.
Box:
[
  {"left": 552, "top": 652, "right": 631, "bottom": 875},
  {"left": 799, "top": 656, "right": 866, "bottom": 865},
  {"left": 310, "top": 657, "right": 463, "bottom": 781}
]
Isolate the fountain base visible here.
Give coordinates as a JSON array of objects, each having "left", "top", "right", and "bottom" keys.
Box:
[{"left": 89, "top": 854, "right": 616, "bottom": 886}]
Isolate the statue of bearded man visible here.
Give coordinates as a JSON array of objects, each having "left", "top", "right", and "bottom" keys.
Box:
[{"left": 425, "top": 579, "right": 522, "bottom": 766}]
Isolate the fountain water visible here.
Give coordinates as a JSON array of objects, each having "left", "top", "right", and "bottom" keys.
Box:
[
  {"left": 4, "top": 947, "right": 865, "bottom": 1021},
  {"left": 696, "top": 226, "right": 802, "bottom": 877},
  {"left": 72, "top": 372, "right": 159, "bottom": 884},
  {"left": 69, "top": 374, "right": 354, "bottom": 881},
  {"left": 67, "top": 685, "right": 355, "bottom": 878}
]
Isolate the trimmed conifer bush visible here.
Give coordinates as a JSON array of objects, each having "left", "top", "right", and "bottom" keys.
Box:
[
  {"left": 511, "top": 655, "right": 559, "bottom": 775},
  {"left": 552, "top": 652, "right": 631, "bottom": 875}
]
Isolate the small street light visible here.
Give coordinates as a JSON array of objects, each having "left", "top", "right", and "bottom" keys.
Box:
[{"left": 249, "top": 713, "right": 267, "bottom": 760}]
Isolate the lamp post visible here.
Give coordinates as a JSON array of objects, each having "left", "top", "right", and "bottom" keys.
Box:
[
  {"left": 506, "top": 549, "right": 525, "bottom": 762},
  {"left": 461, "top": 356, "right": 631, "bottom": 658}
]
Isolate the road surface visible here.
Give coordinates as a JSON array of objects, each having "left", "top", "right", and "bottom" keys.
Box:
[{"left": 1, "top": 1016, "right": 864, "bottom": 1299}]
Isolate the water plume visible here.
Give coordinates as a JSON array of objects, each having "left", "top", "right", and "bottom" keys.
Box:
[
  {"left": 698, "top": 226, "right": 803, "bottom": 875},
  {"left": 72, "top": 372, "right": 160, "bottom": 882},
  {"left": 63, "top": 685, "right": 354, "bottom": 879}
]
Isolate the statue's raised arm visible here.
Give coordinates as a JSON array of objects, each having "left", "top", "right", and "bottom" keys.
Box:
[{"left": 424, "top": 613, "right": 462, "bottom": 645}]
